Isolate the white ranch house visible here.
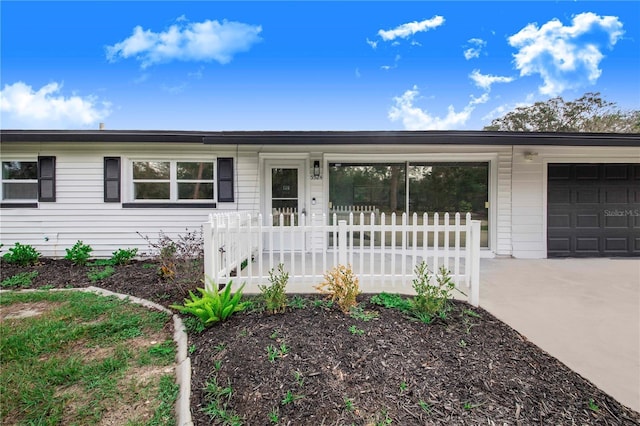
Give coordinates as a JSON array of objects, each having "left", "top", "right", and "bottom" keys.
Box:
[{"left": 1, "top": 130, "right": 638, "bottom": 303}]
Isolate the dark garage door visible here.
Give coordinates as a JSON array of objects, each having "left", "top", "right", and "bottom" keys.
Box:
[{"left": 547, "top": 163, "right": 640, "bottom": 257}]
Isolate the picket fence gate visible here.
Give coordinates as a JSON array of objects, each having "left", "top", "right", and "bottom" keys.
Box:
[{"left": 204, "top": 211, "right": 481, "bottom": 306}]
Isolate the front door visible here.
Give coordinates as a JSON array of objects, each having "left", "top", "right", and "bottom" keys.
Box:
[{"left": 265, "top": 160, "right": 306, "bottom": 250}]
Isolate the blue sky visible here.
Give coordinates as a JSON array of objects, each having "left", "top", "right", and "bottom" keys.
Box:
[{"left": 1, "top": 1, "right": 638, "bottom": 130}]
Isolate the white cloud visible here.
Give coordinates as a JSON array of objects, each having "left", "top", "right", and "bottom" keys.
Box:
[
  {"left": 388, "top": 86, "right": 475, "bottom": 130},
  {"left": 469, "top": 70, "right": 514, "bottom": 91},
  {"left": 463, "top": 38, "right": 486, "bottom": 60},
  {"left": 106, "top": 18, "right": 262, "bottom": 68},
  {"left": 508, "top": 12, "right": 624, "bottom": 96},
  {"left": 378, "top": 16, "right": 445, "bottom": 41},
  {"left": 482, "top": 93, "right": 536, "bottom": 122},
  {"left": 0, "top": 81, "right": 111, "bottom": 129},
  {"left": 366, "top": 38, "right": 378, "bottom": 49}
]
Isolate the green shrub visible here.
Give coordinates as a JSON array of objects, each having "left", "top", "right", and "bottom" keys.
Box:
[
  {"left": 110, "top": 248, "right": 138, "bottom": 265},
  {"left": 370, "top": 292, "right": 412, "bottom": 313},
  {"left": 1, "top": 271, "right": 39, "bottom": 288},
  {"left": 65, "top": 240, "right": 93, "bottom": 266},
  {"left": 170, "top": 279, "right": 246, "bottom": 326},
  {"left": 2, "top": 243, "right": 41, "bottom": 266},
  {"left": 259, "top": 263, "right": 289, "bottom": 314},
  {"left": 138, "top": 229, "right": 203, "bottom": 295},
  {"left": 315, "top": 264, "right": 360, "bottom": 314},
  {"left": 410, "top": 262, "right": 456, "bottom": 323}
]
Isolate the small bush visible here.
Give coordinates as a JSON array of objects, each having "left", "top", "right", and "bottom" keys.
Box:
[
  {"left": 1, "top": 271, "right": 39, "bottom": 288},
  {"left": 370, "top": 292, "right": 412, "bottom": 313},
  {"left": 170, "top": 279, "right": 246, "bottom": 326},
  {"left": 65, "top": 240, "right": 93, "bottom": 266},
  {"left": 139, "top": 229, "right": 203, "bottom": 295},
  {"left": 410, "top": 262, "right": 456, "bottom": 323},
  {"left": 2, "top": 243, "right": 41, "bottom": 266},
  {"left": 315, "top": 264, "right": 360, "bottom": 314},
  {"left": 110, "top": 248, "right": 138, "bottom": 265},
  {"left": 259, "top": 263, "right": 289, "bottom": 314}
]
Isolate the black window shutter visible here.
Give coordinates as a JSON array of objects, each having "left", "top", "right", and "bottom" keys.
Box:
[
  {"left": 217, "top": 158, "right": 234, "bottom": 202},
  {"left": 104, "top": 157, "right": 121, "bottom": 202},
  {"left": 38, "top": 156, "right": 56, "bottom": 202}
]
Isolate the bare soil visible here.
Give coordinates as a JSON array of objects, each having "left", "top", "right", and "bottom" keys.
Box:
[{"left": 2, "top": 259, "right": 639, "bottom": 425}]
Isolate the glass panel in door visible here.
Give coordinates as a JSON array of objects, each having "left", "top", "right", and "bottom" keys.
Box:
[{"left": 272, "top": 168, "right": 298, "bottom": 226}]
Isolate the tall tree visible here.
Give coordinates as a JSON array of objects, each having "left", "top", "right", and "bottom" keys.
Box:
[{"left": 484, "top": 92, "right": 640, "bottom": 133}]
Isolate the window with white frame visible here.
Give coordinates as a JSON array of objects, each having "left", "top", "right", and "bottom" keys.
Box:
[
  {"left": 1, "top": 160, "right": 38, "bottom": 201},
  {"left": 131, "top": 160, "right": 214, "bottom": 201}
]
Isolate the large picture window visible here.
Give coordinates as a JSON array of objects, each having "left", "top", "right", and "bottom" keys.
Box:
[
  {"left": 132, "top": 160, "right": 214, "bottom": 201},
  {"left": 329, "top": 161, "right": 489, "bottom": 247}
]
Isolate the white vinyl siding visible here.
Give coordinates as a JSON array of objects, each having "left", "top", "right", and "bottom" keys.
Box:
[
  {"left": 0, "top": 143, "right": 248, "bottom": 257},
  {"left": 510, "top": 146, "right": 640, "bottom": 258}
]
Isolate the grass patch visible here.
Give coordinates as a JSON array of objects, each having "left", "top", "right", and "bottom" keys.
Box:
[{"left": 0, "top": 290, "right": 175, "bottom": 425}]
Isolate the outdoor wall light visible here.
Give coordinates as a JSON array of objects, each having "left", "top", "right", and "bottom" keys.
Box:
[
  {"left": 524, "top": 152, "right": 539, "bottom": 162},
  {"left": 312, "top": 160, "right": 322, "bottom": 179}
]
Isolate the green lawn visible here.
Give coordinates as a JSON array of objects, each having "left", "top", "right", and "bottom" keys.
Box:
[{"left": 0, "top": 290, "right": 178, "bottom": 425}]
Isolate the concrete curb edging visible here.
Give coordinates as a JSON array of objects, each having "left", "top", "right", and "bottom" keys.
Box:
[
  {"left": 1, "top": 287, "right": 193, "bottom": 426},
  {"left": 85, "top": 287, "right": 194, "bottom": 426}
]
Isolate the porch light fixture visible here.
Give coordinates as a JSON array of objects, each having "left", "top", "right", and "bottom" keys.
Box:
[
  {"left": 524, "top": 152, "right": 538, "bottom": 162},
  {"left": 312, "top": 160, "right": 322, "bottom": 179}
]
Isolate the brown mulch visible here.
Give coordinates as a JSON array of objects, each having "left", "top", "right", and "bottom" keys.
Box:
[{"left": 2, "top": 259, "right": 639, "bottom": 425}]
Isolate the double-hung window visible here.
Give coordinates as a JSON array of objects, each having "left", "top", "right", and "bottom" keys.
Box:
[
  {"left": 1, "top": 157, "right": 56, "bottom": 206},
  {"left": 2, "top": 161, "right": 38, "bottom": 201},
  {"left": 131, "top": 160, "right": 214, "bottom": 202}
]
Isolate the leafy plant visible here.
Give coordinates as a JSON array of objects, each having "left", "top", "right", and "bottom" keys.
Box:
[
  {"left": 288, "top": 295, "right": 307, "bottom": 309},
  {"left": 259, "top": 263, "right": 289, "bottom": 314},
  {"left": 312, "top": 299, "right": 333, "bottom": 309},
  {"left": 348, "top": 325, "right": 365, "bottom": 336},
  {"left": 87, "top": 265, "right": 115, "bottom": 282},
  {"left": 203, "top": 376, "right": 242, "bottom": 425},
  {"left": 183, "top": 316, "right": 205, "bottom": 334},
  {"left": 266, "top": 343, "right": 289, "bottom": 362},
  {"left": 268, "top": 408, "right": 279, "bottom": 424},
  {"left": 281, "top": 390, "right": 303, "bottom": 405},
  {"left": 418, "top": 400, "right": 431, "bottom": 413},
  {"left": 292, "top": 371, "right": 304, "bottom": 387},
  {"left": 170, "top": 280, "right": 246, "bottom": 326},
  {"left": 1, "top": 271, "right": 39, "bottom": 288},
  {"left": 315, "top": 264, "right": 360, "bottom": 313},
  {"left": 64, "top": 240, "right": 93, "bottom": 266},
  {"left": 370, "top": 292, "right": 412, "bottom": 313},
  {"left": 349, "top": 305, "right": 379, "bottom": 321},
  {"left": 399, "top": 381, "right": 408, "bottom": 392},
  {"left": 588, "top": 398, "right": 600, "bottom": 412},
  {"left": 344, "top": 397, "right": 355, "bottom": 411},
  {"left": 138, "top": 228, "right": 204, "bottom": 295},
  {"left": 266, "top": 345, "right": 279, "bottom": 362},
  {"left": 110, "top": 248, "right": 138, "bottom": 265},
  {"left": 409, "top": 262, "right": 456, "bottom": 324},
  {"left": 2, "top": 242, "right": 41, "bottom": 266},
  {"left": 463, "top": 402, "right": 482, "bottom": 410}
]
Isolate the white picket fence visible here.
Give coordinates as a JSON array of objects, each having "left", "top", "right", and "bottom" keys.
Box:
[{"left": 203, "top": 211, "right": 481, "bottom": 306}]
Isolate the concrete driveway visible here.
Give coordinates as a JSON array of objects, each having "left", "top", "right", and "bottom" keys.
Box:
[{"left": 479, "top": 258, "right": 640, "bottom": 413}]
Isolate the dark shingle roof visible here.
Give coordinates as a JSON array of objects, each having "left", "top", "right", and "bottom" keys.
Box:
[{"left": 1, "top": 129, "right": 639, "bottom": 146}]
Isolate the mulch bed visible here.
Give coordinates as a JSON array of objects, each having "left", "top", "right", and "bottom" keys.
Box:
[{"left": 2, "top": 259, "right": 639, "bottom": 425}]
